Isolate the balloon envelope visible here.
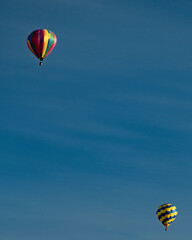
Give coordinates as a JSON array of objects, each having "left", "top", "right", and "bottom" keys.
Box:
[
  {"left": 27, "top": 29, "right": 57, "bottom": 63},
  {"left": 156, "top": 203, "right": 178, "bottom": 230}
]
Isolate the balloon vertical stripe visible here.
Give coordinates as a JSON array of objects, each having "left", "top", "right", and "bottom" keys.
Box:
[
  {"left": 27, "top": 40, "right": 38, "bottom": 58},
  {"left": 33, "top": 30, "right": 41, "bottom": 59},
  {"left": 44, "top": 31, "right": 57, "bottom": 58},
  {"left": 41, "top": 30, "right": 50, "bottom": 58},
  {"left": 27, "top": 32, "right": 39, "bottom": 58}
]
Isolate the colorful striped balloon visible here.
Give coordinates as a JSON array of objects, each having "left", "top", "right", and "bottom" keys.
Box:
[
  {"left": 156, "top": 203, "right": 178, "bottom": 231},
  {"left": 27, "top": 29, "right": 57, "bottom": 65}
]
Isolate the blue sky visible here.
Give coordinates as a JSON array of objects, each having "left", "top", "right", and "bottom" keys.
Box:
[{"left": 1, "top": 0, "right": 192, "bottom": 239}]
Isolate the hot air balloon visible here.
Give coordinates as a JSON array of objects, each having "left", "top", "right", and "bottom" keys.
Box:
[
  {"left": 27, "top": 29, "right": 57, "bottom": 66},
  {"left": 156, "top": 203, "right": 178, "bottom": 231}
]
